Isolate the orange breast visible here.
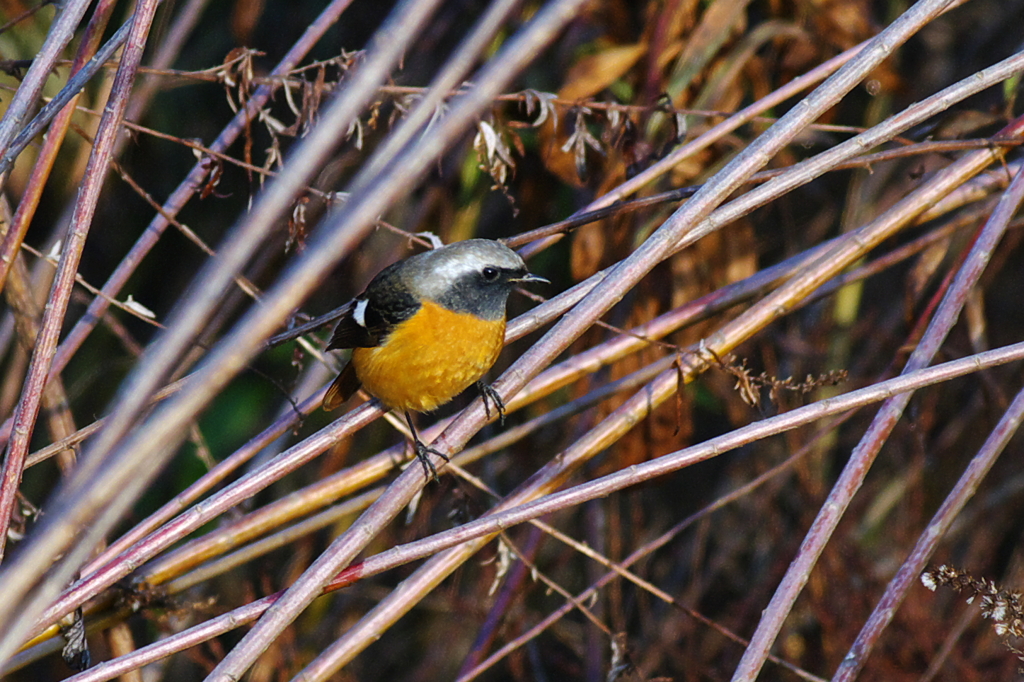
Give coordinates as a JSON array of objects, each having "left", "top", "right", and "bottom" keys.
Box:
[{"left": 351, "top": 301, "right": 506, "bottom": 413}]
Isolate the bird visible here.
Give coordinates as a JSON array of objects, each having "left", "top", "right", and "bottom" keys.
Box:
[{"left": 322, "top": 238, "right": 547, "bottom": 480}]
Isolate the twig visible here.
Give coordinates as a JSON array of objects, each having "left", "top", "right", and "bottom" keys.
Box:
[
  {"left": 0, "top": 0, "right": 162, "bottom": 575},
  {"left": 730, "top": 114, "right": 1024, "bottom": 681}
]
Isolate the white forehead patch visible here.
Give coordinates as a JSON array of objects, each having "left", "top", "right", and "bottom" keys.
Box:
[
  {"left": 431, "top": 250, "right": 497, "bottom": 280},
  {"left": 408, "top": 240, "right": 526, "bottom": 300}
]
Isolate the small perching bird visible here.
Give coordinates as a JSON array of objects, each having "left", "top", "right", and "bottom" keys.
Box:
[{"left": 323, "top": 238, "right": 547, "bottom": 480}]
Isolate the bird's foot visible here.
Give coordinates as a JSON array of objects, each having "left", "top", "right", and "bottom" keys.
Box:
[
  {"left": 413, "top": 438, "right": 450, "bottom": 483},
  {"left": 476, "top": 381, "right": 506, "bottom": 425}
]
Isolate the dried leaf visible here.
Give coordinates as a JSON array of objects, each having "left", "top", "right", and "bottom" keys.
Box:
[
  {"left": 520, "top": 89, "right": 558, "bottom": 129},
  {"left": 559, "top": 43, "right": 647, "bottom": 101},
  {"left": 61, "top": 609, "right": 90, "bottom": 671},
  {"left": 561, "top": 109, "right": 605, "bottom": 182}
]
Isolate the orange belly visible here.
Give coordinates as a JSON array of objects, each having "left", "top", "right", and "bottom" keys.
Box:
[{"left": 352, "top": 301, "right": 506, "bottom": 413}]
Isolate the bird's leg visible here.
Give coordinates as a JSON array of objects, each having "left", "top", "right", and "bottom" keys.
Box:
[
  {"left": 404, "top": 411, "right": 449, "bottom": 482},
  {"left": 476, "top": 381, "right": 506, "bottom": 425}
]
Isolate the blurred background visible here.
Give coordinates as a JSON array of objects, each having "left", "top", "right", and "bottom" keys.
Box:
[{"left": 0, "top": 0, "right": 1023, "bottom": 679}]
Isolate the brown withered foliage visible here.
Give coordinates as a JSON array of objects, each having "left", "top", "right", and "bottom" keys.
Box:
[{"left": 923, "top": 566, "right": 1024, "bottom": 669}]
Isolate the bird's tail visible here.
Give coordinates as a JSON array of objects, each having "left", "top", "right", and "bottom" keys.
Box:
[{"left": 323, "top": 362, "right": 360, "bottom": 411}]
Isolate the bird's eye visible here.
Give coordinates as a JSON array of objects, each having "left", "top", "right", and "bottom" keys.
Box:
[{"left": 482, "top": 266, "right": 499, "bottom": 281}]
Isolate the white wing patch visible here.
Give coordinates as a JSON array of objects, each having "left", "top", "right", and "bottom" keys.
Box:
[{"left": 353, "top": 298, "right": 369, "bottom": 327}]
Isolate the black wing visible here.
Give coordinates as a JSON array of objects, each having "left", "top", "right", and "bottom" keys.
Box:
[
  {"left": 326, "top": 299, "right": 378, "bottom": 349},
  {"left": 326, "top": 262, "right": 421, "bottom": 350}
]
